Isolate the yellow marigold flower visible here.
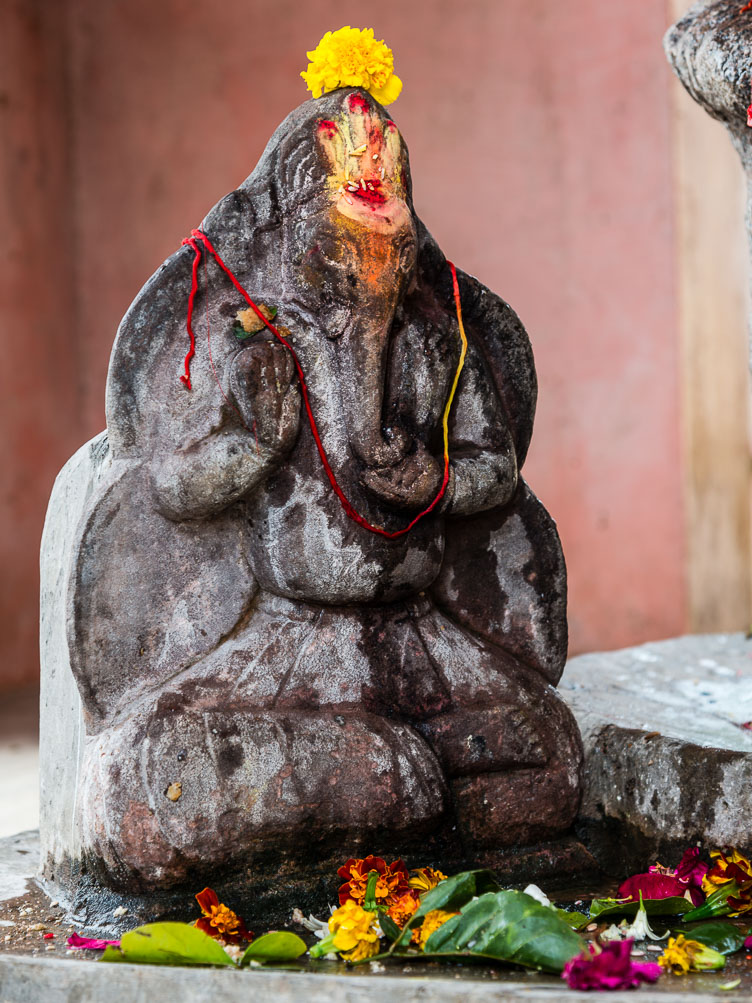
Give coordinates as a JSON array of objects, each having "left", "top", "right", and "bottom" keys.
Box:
[
  {"left": 659, "top": 935, "right": 725, "bottom": 975},
  {"left": 329, "top": 899, "right": 381, "bottom": 962},
  {"left": 416, "top": 909, "right": 458, "bottom": 951},
  {"left": 301, "top": 27, "right": 402, "bottom": 106},
  {"left": 408, "top": 867, "right": 447, "bottom": 894}
]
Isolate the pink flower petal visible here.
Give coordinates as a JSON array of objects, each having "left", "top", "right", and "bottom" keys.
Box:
[
  {"left": 675, "top": 848, "right": 709, "bottom": 889},
  {"left": 67, "top": 932, "right": 121, "bottom": 951},
  {"left": 617, "top": 872, "right": 688, "bottom": 901}
]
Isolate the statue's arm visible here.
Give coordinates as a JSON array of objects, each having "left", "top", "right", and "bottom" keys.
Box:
[
  {"left": 151, "top": 341, "right": 300, "bottom": 520},
  {"left": 441, "top": 346, "right": 518, "bottom": 517}
]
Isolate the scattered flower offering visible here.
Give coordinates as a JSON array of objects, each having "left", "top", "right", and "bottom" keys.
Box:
[
  {"left": 67, "top": 932, "right": 121, "bottom": 951},
  {"left": 659, "top": 934, "right": 726, "bottom": 974},
  {"left": 562, "top": 940, "right": 661, "bottom": 991},
  {"left": 702, "top": 850, "right": 752, "bottom": 915},
  {"left": 79, "top": 843, "right": 752, "bottom": 990},
  {"left": 309, "top": 900, "right": 381, "bottom": 962},
  {"left": 194, "top": 887, "right": 253, "bottom": 946},
  {"left": 337, "top": 855, "right": 409, "bottom": 907}
]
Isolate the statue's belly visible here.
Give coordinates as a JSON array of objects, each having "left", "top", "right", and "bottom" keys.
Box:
[{"left": 245, "top": 471, "right": 444, "bottom": 605}]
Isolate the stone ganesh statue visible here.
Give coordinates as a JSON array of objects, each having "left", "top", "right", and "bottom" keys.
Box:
[{"left": 42, "top": 89, "right": 582, "bottom": 909}]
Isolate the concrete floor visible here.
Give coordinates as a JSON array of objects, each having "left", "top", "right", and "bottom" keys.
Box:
[{"left": 0, "top": 688, "right": 39, "bottom": 839}]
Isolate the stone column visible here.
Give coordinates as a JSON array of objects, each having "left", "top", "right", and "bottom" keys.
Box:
[{"left": 666, "top": 0, "right": 752, "bottom": 368}]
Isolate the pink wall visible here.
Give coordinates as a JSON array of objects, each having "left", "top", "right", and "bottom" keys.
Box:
[{"left": 1, "top": 0, "right": 686, "bottom": 685}]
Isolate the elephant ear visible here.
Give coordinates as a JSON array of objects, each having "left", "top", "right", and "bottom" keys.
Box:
[
  {"left": 431, "top": 480, "right": 567, "bottom": 685},
  {"left": 105, "top": 188, "right": 262, "bottom": 459},
  {"left": 74, "top": 188, "right": 268, "bottom": 728},
  {"left": 67, "top": 457, "right": 257, "bottom": 730},
  {"left": 453, "top": 266, "right": 537, "bottom": 467}
]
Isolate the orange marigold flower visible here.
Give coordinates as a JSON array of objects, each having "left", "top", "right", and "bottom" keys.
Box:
[
  {"left": 408, "top": 867, "right": 447, "bottom": 894},
  {"left": 337, "top": 855, "right": 410, "bottom": 907},
  {"left": 416, "top": 909, "right": 458, "bottom": 950},
  {"left": 194, "top": 887, "right": 253, "bottom": 945},
  {"left": 387, "top": 890, "right": 420, "bottom": 928}
]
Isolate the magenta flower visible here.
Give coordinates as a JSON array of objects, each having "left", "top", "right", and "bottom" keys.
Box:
[
  {"left": 67, "top": 932, "right": 121, "bottom": 950},
  {"left": 675, "top": 847, "right": 709, "bottom": 892},
  {"left": 618, "top": 849, "right": 707, "bottom": 907},
  {"left": 745, "top": 934, "right": 752, "bottom": 949},
  {"left": 562, "top": 940, "right": 661, "bottom": 991},
  {"left": 617, "top": 872, "right": 698, "bottom": 904}
]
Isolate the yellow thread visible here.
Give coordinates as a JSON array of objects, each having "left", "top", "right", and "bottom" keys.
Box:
[{"left": 442, "top": 266, "right": 468, "bottom": 466}]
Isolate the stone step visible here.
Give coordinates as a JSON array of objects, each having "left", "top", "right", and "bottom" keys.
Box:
[{"left": 560, "top": 632, "right": 752, "bottom": 871}]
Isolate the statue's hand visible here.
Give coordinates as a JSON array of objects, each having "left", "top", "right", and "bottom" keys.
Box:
[
  {"left": 361, "top": 444, "right": 444, "bottom": 512},
  {"left": 230, "top": 341, "right": 300, "bottom": 454}
]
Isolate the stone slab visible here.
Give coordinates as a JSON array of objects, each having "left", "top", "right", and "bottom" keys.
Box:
[
  {"left": 0, "top": 955, "right": 741, "bottom": 1003},
  {"left": 560, "top": 632, "right": 752, "bottom": 868}
]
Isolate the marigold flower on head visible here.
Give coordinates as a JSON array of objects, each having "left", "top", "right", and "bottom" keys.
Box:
[
  {"left": 194, "top": 887, "right": 253, "bottom": 945},
  {"left": 329, "top": 899, "right": 381, "bottom": 962},
  {"left": 337, "top": 855, "right": 410, "bottom": 907},
  {"left": 563, "top": 940, "right": 661, "bottom": 990},
  {"left": 702, "top": 848, "right": 752, "bottom": 914},
  {"left": 301, "top": 27, "right": 402, "bottom": 106},
  {"left": 659, "top": 935, "right": 725, "bottom": 974},
  {"left": 416, "top": 909, "right": 458, "bottom": 950},
  {"left": 408, "top": 867, "right": 447, "bottom": 894},
  {"left": 387, "top": 890, "right": 420, "bottom": 928}
]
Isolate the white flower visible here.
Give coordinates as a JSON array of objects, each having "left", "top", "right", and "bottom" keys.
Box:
[
  {"left": 623, "top": 903, "right": 668, "bottom": 942},
  {"left": 293, "top": 909, "right": 331, "bottom": 939},
  {"left": 223, "top": 943, "right": 244, "bottom": 962},
  {"left": 600, "top": 924, "right": 625, "bottom": 942}
]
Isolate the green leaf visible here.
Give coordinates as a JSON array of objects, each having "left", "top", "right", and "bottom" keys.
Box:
[
  {"left": 378, "top": 913, "right": 403, "bottom": 943},
  {"left": 555, "top": 908, "right": 589, "bottom": 930},
  {"left": 675, "top": 922, "right": 747, "bottom": 955},
  {"left": 391, "top": 870, "right": 500, "bottom": 951},
  {"left": 721, "top": 978, "right": 742, "bottom": 990},
  {"left": 589, "top": 896, "right": 692, "bottom": 919},
  {"left": 100, "top": 945, "right": 126, "bottom": 963},
  {"left": 423, "top": 890, "right": 584, "bottom": 974},
  {"left": 233, "top": 324, "right": 256, "bottom": 341},
  {"left": 240, "top": 932, "right": 307, "bottom": 965},
  {"left": 100, "top": 922, "right": 235, "bottom": 967},
  {"left": 683, "top": 882, "right": 738, "bottom": 923}
]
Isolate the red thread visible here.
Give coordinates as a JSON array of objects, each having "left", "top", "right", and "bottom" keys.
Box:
[
  {"left": 179, "top": 242, "right": 200, "bottom": 389},
  {"left": 180, "top": 229, "right": 465, "bottom": 539}
]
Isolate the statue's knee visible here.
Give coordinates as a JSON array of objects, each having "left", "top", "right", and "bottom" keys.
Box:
[{"left": 77, "top": 704, "right": 450, "bottom": 888}]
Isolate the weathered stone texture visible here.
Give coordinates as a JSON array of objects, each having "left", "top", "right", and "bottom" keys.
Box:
[
  {"left": 666, "top": 1, "right": 752, "bottom": 365},
  {"left": 562, "top": 633, "right": 752, "bottom": 870},
  {"left": 40, "top": 88, "right": 582, "bottom": 916}
]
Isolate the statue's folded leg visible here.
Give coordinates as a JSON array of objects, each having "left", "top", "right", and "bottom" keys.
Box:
[
  {"left": 78, "top": 689, "right": 449, "bottom": 890},
  {"left": 411, "top": 606, "right": 583, "bottom": 850}
]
